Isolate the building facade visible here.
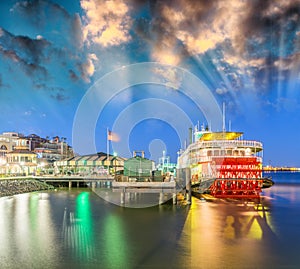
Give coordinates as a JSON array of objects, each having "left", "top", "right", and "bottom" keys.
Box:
[
  {"left": 0, "top": 132, "right": 73, "bottom": 176},
  {"left": 4, "top": 138, "right": 37, "bottom": 175},
  {"left": 54, "top": 152, "right": 126, "bottom": 175}
]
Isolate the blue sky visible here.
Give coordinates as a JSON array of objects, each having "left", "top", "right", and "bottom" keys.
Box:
[{"left": 1, "top": 0, "right": 300, "bottom": 166}]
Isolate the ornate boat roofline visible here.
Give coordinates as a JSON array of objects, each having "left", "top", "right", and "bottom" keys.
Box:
[{"left": 197, "top": 131, "right": 243, "bottom": 141}]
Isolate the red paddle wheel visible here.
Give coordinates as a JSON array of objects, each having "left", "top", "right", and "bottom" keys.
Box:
[{"left": 210, "top": 157, "right": 263, "bottom": 198}]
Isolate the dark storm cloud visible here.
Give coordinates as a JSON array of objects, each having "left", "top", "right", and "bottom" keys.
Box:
[
  {"left": 0, "top": 39, "right": 48, "bottom": 80},
  {"left": 35, "top": 83, "right": 69, "bottom": 101},
  {"left": 12, "top": 0, "right": 69, "bottom": 25},
  {"left": 0, "top": 0, "right": 94, "bottom": 93},
  {"left": 11, "top": 0, "right": 83, "bottom": 49},
  {"left": 69, "top": 70, "right": 79, "bottom": 82},
  {"left": 0, "top": 27, "right": 50, "bottom": 65},
  {"left": 236, "top": 1, "right": 300, "bottom": 89},
  {"left": 50, "top": 88, "right": 70, "bottom": 102},
  {"left": 235, "top": 0, "right": 300, "bottom": 55}
]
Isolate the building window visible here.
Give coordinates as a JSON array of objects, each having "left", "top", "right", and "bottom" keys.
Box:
[{"left": 0, "top": 145, "right": 7, "bottom": 150}]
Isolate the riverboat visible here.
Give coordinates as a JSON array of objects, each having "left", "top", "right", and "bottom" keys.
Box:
[{"left": 177, "top": 125, "right": 274, "bottom": 199}]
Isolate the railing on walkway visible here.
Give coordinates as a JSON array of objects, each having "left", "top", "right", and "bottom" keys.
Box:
[{"left": 0, "top": 175, "right": 115, "bottom": 182}]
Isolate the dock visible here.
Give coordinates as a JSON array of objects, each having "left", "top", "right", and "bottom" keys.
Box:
[{"left": 112, "top": 181, "right": 177, "bottom": 204}]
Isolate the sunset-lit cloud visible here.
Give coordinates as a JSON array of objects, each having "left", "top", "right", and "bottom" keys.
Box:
[
  {"left": 79, "top": 53, "right": 98, "bottom": 82},
  {"left": 80, "top": 0, "right": 132, "bottom": 47},
  {"left": 153, "top": 66, "right": 183, "bottom": 90}
]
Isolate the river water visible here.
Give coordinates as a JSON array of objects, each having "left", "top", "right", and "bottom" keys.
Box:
[{"left": 0, "top": 172, "right": 300, "bottom": 269}]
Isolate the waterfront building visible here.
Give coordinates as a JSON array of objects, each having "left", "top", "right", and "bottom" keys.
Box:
[
  {"left": 0, "top": 132, "right": 21, "bottom": 159},
  {"left": 123, "top": 151, "right": 155, "bottom": 181},
  {"left": 0, "top": 132, "right": 23, "bottom": 173},
  {"left": 54, "top": 152, "right": 126, "bottom": 175},
  {"left": 0, "top": 132, "right": 73, "bottom": 176},
  {"left": 5, "top": 138, "right": 37, "bottom": 175}
]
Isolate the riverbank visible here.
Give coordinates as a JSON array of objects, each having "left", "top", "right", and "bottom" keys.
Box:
[{"left": 0, "top": 179, "right": 54, "bottom": 198}]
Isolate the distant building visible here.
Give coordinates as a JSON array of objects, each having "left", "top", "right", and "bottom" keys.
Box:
[
  {"left": 34, "top": 138, "right": 72, "bottom": 162},
  {"left": 156, "top": 150, "right": 177, "bottom": 176},
  {"left": 25, "top": 134, "right": 47, "bottom": 151}
]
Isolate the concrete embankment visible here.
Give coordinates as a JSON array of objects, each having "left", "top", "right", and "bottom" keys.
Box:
[{"left": 0, "top": 179, "right": 54, "bottom": 198}]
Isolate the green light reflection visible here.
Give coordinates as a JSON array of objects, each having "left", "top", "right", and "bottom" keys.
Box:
[
  {"left": 103, "top": 214, "right": 128, "bottom": 268},
  {"left": 72, "top": 192, "right": 94, "bottom": 261},
  {"left": 76, "top": 192, "right": 94, "bottom": 260}
]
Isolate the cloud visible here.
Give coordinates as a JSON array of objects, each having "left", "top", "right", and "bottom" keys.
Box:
[
  {"left": 266, "top": 97, "right": 300, "bottom": 112},
  {"left": 128, "top": 0, "right": 300, "bottom": 94},
  {"left": 0, "top": 36, "right": 48, "bottom": 80},
  {"left": 274, "top": 53, "right": 300, "bottom": 71},
  {"left": 216, "top": 87, "right": 228, "bottom": 95},
  {"left": 77, "top": 53, "right": 98, "bottom": 83},
  {"left": 51, "top": 92, "right": 70, "bottom": 102},
  {"left": 10, "top": 0, "right": 85, "bottom": 49},
  {"left": 0, "top": 1, "right": 97, "bottom": 93},
  {"left": 80, "top": 0, "right": 132, "bottom": 47},
  {"left": 35, "top": 84, "right": 69, "bottom": 102},
  {"left": 153, "top": 66, "right": 183, "bottom": 90}
]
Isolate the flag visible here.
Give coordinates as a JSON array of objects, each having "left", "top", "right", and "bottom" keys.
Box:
[{"left": 107, "top": 130, "right": 120, "bottom": 142}]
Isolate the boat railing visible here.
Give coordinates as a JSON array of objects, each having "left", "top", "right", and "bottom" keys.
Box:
[
  {"left": 188, "top": 156, "right": 262, "bottom": 166},
  {"left": 188, "top": 140, "right": 263, "bottom": 151}
]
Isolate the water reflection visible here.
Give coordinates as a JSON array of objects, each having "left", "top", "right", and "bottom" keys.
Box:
[
  {"left": 182, "top": 198, "right": 279, "bottom": 269},
  {"left": 0, "top": 193, "right": 59, "bottom": 268},
  {"left": 62, "top": 192, "right": 95, "bottom": 262},
  {"left": 103, "top": 214, "right": 128, "bottom": 268}
]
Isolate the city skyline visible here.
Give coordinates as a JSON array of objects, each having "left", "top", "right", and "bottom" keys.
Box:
[{"left": 1, "top": 0, "right": 300, "bottom": 166}]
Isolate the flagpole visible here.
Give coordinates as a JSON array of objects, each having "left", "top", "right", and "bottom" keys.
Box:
[{"left": 107, "top": 128, "right": 109, "bottom": 174}]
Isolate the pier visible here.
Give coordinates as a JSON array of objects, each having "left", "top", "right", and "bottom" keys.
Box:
[
  {"left": 112, "top": 181, "right": 177, "bottom": 205},
  {"left": 36, "top": 175, "right": 115, "bottom": 188},
  {"left": 0, "top": 175, "right": 187, "bottom": 205}
]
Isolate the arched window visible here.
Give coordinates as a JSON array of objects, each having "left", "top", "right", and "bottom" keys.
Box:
[{"left": 0, "top": 145, "right": 7, "bottom": 150}]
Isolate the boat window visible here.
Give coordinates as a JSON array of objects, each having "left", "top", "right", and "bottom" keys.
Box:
[
  {"left": 214, "top": 150, "right": 220, "bottom": 156},
  {"left": 226, "top": 150, "right": 232, "bottom": 156}
]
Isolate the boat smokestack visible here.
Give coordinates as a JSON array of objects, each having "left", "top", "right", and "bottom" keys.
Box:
[
  {"left": 189, "top": 127, "right": 193, "bottom": 145},
  {"left": 222, "top": 102, "right": 226, "bottom": 132}
]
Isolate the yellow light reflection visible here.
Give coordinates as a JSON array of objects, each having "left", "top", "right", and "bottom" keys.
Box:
[
  {"left": 247, "top": 218, "right": 263, "bottom": 240},
  {"left": 179, "top": 198, "right": 278, "bottom": 268}
]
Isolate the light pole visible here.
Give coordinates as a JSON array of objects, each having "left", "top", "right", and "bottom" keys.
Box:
[
  {"left": 113, "top": 152, "right": 117, "bottom": 176},
  {"left": 20, "top": 161, "right": 24, "bottom": 176}
]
